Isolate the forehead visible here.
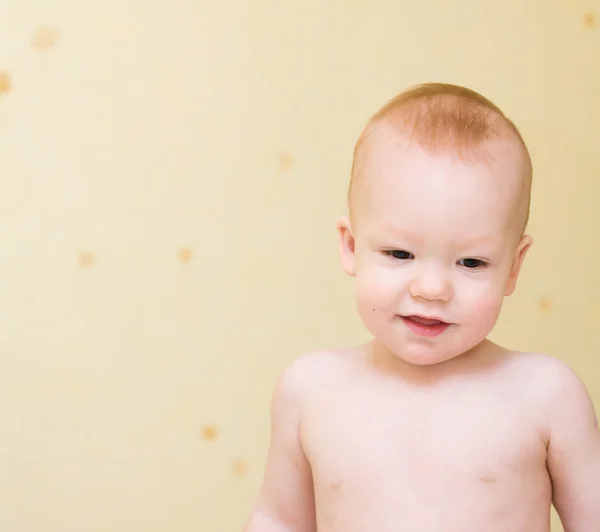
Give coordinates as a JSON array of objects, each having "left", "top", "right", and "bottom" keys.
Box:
[{"left": 355, "top": 135, "right": 522, "bottom": 242}]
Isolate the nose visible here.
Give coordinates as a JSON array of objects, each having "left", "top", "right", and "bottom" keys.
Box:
[{"left": 408, "top": 264, "right": 453, "bottom": 302}]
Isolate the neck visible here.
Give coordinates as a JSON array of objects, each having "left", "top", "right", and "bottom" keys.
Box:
[{"left": 366, "top": 338, "right": 496, "bottom": 386}]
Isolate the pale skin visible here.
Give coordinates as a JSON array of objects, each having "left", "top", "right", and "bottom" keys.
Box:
[{"left": 243, "top": 132, "right": 600, "bottom": 532}]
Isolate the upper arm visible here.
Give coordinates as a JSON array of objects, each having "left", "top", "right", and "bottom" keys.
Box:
[
  {"left": 545, "top": 361, "right": 600, "bottom": 531},
  {"left": 246, "top": 357, "right": 317, "bottom": 532}
]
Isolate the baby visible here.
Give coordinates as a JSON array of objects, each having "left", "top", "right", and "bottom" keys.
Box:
[{"left": 243, "top": 83, "right": 600, "bottom": 531}]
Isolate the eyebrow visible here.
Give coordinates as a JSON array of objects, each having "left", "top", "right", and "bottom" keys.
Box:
[
  {"left": 378, "top": 224, "right": 423, "bottom": 243},
  {"left": 378, "top": 223, "right": 501, "bottom": 247}
]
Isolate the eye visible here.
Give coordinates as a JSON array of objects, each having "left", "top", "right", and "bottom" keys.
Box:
[
  {"left": 458, "top": 258, "right": 488, "bottom": 269},
  {"left": 383, "top": 250, "right": 414, "bottom": 260}
]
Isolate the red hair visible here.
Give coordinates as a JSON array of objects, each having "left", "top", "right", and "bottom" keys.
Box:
[{"left": 348, "top": 83, "right": 532, "bottom": 231}]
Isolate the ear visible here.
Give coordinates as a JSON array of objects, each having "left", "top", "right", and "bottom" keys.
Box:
[
  {"left": 505, "top": 234, "right": 533, "bottom": 296},
  {"left": 336, "top": 216, "right": 357, "bottom": 277}
]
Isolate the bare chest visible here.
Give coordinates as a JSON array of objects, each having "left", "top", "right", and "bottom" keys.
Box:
[{"left": 301, "top": 383, "right": 549, "bottom": 510}]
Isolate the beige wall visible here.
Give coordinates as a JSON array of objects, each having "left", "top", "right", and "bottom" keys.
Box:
[{"left": 0, "top": 1, "right": 598, "bottom": 531}]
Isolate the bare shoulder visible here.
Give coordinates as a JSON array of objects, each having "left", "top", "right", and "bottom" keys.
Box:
[
  {"left": 279, "top": 347, "right": 355, "bottom": 380},
  {"left": 502, "top": 349, "right": 596, "bottom": 425},
  {"left": 503, "top": 350, "right": 589, "bottom": 393},
  {"left": 271, "top": 346, "right": 361, "bottom": 411}
]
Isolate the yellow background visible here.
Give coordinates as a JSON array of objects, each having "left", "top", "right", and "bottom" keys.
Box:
[{"left": 0, "top": 1, "right": 598, "bottom": 531}]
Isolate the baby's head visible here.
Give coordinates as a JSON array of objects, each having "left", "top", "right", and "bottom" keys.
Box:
[{"left": 337, "top": 83, "right": 533, "bottom": 366}]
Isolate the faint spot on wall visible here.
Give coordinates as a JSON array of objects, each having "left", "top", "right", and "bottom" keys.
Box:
[
  {"left": 31, "top": 26, "right": 59, "bottom": 51},
  {"left": 0, "top": 71, "right": 11, "bottom": 95},
  {"left": 539, "top": 297, "right": 552, "bottom": 313},
  {"left": 179, "top": 247, "right": 192, "bottom": 264},
  {"left": 258, "top": 150, "right": 295, "bottom": 213},
  {"left": 200, "top": 425, "right": 218, "bottom": 442},
  {"left": 78, "top": 251, "right": 95, "bottom": 269},
  {"left": 583, "top": 12, "right": 596, "bottom": 28},
  {"left": 277, "top": 151, "right": 295, "bottom": 172},
  {"left": 232, "top": 460, "right": 247, "bottom": 477}
]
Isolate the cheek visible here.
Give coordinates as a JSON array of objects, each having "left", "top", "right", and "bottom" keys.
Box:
[
  {"left": 459, "top": 277, "right": 505, "bottom": 321},
  {"left": 355, "top": 277, "right": 395, "bottom": 338},
  {"left": 354, "top": 266, "right": 402, "bottom": 318},
  {"left": 356, "top": 274, "right": 386, "bottom": 308}
]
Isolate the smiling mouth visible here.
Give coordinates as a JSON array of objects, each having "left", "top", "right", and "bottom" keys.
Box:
[
  {"left": 400, "top": 315, "right": 452, "bottom": 337},
  {"left": 406, "top": 315, "right": 448, "bottom": 326}
]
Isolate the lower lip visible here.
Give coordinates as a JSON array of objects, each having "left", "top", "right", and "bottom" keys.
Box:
[{"left": 401, "top": 317, "right": 450, "bottom": 338}]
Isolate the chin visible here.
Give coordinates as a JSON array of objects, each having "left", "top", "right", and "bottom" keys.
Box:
[{"left": 381, "top": 338, "right": 465, "bottom": 367}]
